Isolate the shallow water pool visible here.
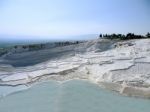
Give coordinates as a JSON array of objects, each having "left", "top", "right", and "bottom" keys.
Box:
[{"left": 0, "top": 80, "right": 150, "bottom": 112}]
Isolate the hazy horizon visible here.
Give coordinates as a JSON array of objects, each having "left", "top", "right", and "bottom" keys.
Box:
[
  {"left": 0, "top": 34, "right": 99, "bottom": 48},
  {"left": 0, "top": 0, "right": 150, "bottom": 40}
]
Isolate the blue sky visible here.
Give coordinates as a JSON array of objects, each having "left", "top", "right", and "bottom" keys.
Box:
[{"left": 0, "top": 0, "right": 150, "bottom": 40}]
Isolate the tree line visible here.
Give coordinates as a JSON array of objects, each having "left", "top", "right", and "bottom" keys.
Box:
[
  {"left": 13, "top": 41, "right": 83, "bottom": 51},
  {"left": 99, "top": 32, "right": 150, "bottom": 40}
]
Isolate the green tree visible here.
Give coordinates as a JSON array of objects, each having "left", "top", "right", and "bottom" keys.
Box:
[
  {"left": 99, "top": 34, "right": 102, "bottom": 38},
  {"left": 146, "top": 32, "right": 150, "bottom": 38}
]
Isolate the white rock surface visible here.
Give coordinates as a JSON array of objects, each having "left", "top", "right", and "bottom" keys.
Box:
[{"left": 0, "top": 39, "right": 150, "bottom": 98}]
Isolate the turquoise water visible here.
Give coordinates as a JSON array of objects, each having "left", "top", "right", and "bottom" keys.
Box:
[{"left": 0, "top": 80, "right": 150, "bottom": 112}]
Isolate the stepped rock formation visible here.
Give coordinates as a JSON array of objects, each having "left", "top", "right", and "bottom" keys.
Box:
[{"left": 0, "top": 38, "right": 150, "bottom": 98}]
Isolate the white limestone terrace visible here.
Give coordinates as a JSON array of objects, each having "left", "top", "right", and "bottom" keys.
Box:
[{"left": 0, "top": 38, "right": 150, "bottom": 98}]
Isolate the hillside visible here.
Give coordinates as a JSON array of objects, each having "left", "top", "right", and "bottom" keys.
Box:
[{"left": 0, "top": 38, "right": 150, "bottom": 98}]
